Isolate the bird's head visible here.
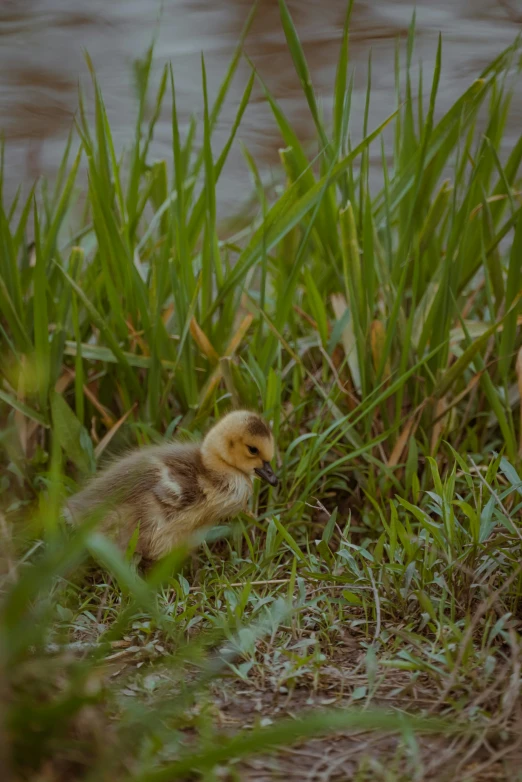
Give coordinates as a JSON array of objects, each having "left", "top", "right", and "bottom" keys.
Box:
[{"left": 201, "top": 410, "right": 278, "bottom": 487}]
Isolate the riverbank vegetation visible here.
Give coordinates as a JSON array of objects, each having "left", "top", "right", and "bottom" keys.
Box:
[{"left": 1, "top": 2, "right": 522, "bottom": 779}]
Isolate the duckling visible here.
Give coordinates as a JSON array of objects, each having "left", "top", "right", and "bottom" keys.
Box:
[{"left": 65, "top": 410, "right": 277, "bottom": 561}]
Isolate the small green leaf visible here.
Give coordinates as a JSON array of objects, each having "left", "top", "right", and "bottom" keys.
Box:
[{"left": 50, "top": 390, "right": 95, "bottom": 475}]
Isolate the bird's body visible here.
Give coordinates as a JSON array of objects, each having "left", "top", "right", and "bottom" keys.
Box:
[{"left": 66, "top": 411, "right": 277, "bottom": 560}]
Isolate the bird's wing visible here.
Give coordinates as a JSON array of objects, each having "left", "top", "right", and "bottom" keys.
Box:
[
  {"left": 150, "top": 454, "right": 206, "bottom": 511},
  {"left": 152, "top": 463, "right": 185, "bottom": 508},
  {"left": 67, "top": 443, "right": 206, "bottom": 519}
]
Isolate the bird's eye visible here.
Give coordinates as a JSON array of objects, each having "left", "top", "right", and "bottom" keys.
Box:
[{"left": 247, "top": 445, "right": 259, "bottom": 456}]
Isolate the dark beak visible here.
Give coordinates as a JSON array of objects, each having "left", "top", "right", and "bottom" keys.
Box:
[{"left": 254, "top": 461, "right": 278, "bottom": 487}]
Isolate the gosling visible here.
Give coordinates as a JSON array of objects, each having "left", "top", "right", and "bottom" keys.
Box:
[{"left": 65, "top": 410, "right": 277, "bottom": 561}]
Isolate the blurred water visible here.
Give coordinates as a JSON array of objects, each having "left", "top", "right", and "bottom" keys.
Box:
[{"left": 0, "top": 0, "right": 521, "bottom": 218}]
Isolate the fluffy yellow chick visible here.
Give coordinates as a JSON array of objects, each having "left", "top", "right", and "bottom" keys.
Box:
[{"left": 65, "top": 410, "right": 277, "bottom": 561}]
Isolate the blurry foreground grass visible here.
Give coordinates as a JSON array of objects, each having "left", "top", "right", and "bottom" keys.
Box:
[{"left": 1, "top": 2, "right": 522, "bottom": 779}]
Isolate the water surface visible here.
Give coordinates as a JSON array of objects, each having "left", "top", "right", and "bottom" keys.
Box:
[{"left": 1, "top": 0, "right": 520, "bottom": 217}]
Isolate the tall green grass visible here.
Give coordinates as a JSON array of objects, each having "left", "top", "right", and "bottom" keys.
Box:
[{"left": 1, "top": 2, "right": 522, "bottom": 778}]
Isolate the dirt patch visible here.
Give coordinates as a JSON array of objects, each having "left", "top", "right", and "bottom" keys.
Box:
[
  {"left": 212, "top": 683, "right": 522, "bottom": 781},
  {"left": 205, "top": 661, "right": 522, "bottom": 782}
]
